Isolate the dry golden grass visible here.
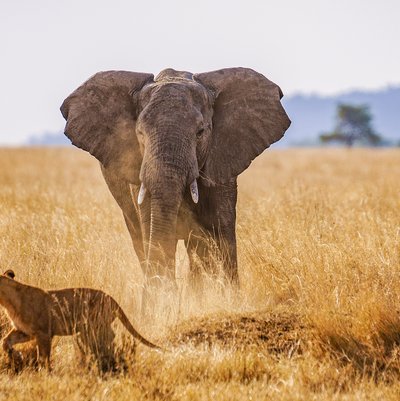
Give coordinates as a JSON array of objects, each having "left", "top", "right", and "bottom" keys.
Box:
[{"left": 0, "top": 147, "right": 399, "bottom": 400}]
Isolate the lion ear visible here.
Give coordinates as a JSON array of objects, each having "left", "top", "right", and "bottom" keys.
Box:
[{"left": 3, "top": 270, "right": 15, "bottom": 279}]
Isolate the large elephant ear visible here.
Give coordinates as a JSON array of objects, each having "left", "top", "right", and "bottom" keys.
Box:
[
  {"left": 194, "top": 68, "right": 291, "bottom": 185},
  {"left": 60, "top": 71, "right": 154, "bottom": 183}
]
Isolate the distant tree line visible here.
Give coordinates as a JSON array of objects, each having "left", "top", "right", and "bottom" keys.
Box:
[{"left": 320, "top": 104, "right": 383, "bottom": 147}]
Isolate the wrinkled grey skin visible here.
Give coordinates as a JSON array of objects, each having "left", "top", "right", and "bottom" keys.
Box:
[{"left": 60, "top": 68, "right": 290, "bottom": 310}]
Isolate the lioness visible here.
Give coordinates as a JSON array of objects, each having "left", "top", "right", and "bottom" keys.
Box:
[{"left": 0, "top": 270, "right": 159, "bottom": 371}]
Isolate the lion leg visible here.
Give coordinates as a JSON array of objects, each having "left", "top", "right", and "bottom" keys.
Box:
[
  {"left": 2, "top": 329, "right": 32, "bottom": 371},
  {"left": 2, "top": 329, "right": 32, "bottom": 353},
  {"left": 96, "top": 325, "right": 117, "bottom": 373},
  {"left": 35, "top": 334, "right": 52, "bottom": 371},
  {"left": 80, "top": 324, "right": 117, "bottom": 373}
]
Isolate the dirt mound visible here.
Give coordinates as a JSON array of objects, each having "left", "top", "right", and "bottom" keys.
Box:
[{"left": 168, "top": 310, "right": 313, "bottom": 356}]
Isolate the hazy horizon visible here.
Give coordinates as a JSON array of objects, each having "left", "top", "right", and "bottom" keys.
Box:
[{"left": 1, "top": 0, "right": 399, "bottom": 145}]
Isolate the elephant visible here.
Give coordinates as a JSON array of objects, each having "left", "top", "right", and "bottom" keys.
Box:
[{"left": 60, "top": 67, "right": 290, "bottom": 311}]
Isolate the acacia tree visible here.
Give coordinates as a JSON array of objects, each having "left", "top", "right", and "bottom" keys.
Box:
[{"left": 320, "top": 104, "right": 382, "bottom": 147}]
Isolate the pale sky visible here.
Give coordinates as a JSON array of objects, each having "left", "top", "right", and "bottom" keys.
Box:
[{"left": 1, "top": 0, "right": 399, "bottom": 145}]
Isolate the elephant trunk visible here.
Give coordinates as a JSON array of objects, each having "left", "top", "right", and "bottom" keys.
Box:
[
  {"left": 138, "top": 127, "right": 199, "bottom": 284},
  {"left": 146, "top": 195, "right": 179, "bottom": 281},
  {"left": 141, "top": 166, "right": 187, "bottom": 284}
]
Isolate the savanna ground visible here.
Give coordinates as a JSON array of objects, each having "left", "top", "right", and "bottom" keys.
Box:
[{"left": 0, "top": 147, "right": 399, "bottom": 400}]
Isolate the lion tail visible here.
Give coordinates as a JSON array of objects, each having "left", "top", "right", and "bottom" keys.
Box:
[{"left": 116, "top": 306, "right": 160, "bottom": 349}]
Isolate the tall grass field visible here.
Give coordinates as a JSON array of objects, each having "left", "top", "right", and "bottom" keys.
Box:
[{"left": 0, "top": 147, "right": 399, "bottom": 400}]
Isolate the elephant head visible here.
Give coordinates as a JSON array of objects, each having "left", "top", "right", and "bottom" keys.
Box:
[{"left": 60, "top": 68, "right": 290, "bottom": 283}]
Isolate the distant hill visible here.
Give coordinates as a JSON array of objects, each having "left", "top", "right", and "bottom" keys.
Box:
[
  {"left": 27, "top": 132, "right": 71, "bottom": 146},
  {"left": 280, "top": 86, "right": 400, "bottom": 146},
  {"left": 27, "top": 86, "right": 400, "bottom": 147}
]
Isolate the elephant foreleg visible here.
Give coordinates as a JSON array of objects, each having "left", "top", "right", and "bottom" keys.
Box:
[
  {"left": 123, "top": 214, "right": 146, "bottom": 270},
  {"left": 185, "top": 229, "right": 238, "bottom": 296},
  {"left": 185, "top": 235, "right": 210, "bottom": 295},
  {"left": 215, "top": 229, "right": 239, "bottom": 286},
  {"left": 191, "top": 177, "right": 239, "bottom": 288},
  {"left": 101, "top": 168, "right": 146, "bottom": 272},
  {"left": 213, "top": 178, "right": 239, "bottom": 286}
]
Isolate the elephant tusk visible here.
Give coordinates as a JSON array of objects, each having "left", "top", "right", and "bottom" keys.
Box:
[
  {"left": 190, "top": 180, "right": 199, "bottom": 204},
  {"left": 138, "top": 183, "right": 147, "bottom": 205}
]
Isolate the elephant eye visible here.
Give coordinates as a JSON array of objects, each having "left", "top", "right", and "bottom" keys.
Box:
[{"left": 196, "top": 128, "right": 205, "bottom": 138}]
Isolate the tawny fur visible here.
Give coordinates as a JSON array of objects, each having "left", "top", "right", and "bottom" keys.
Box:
[{"left": 0, "top": 270, "right": 158, "bottom": 370}]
